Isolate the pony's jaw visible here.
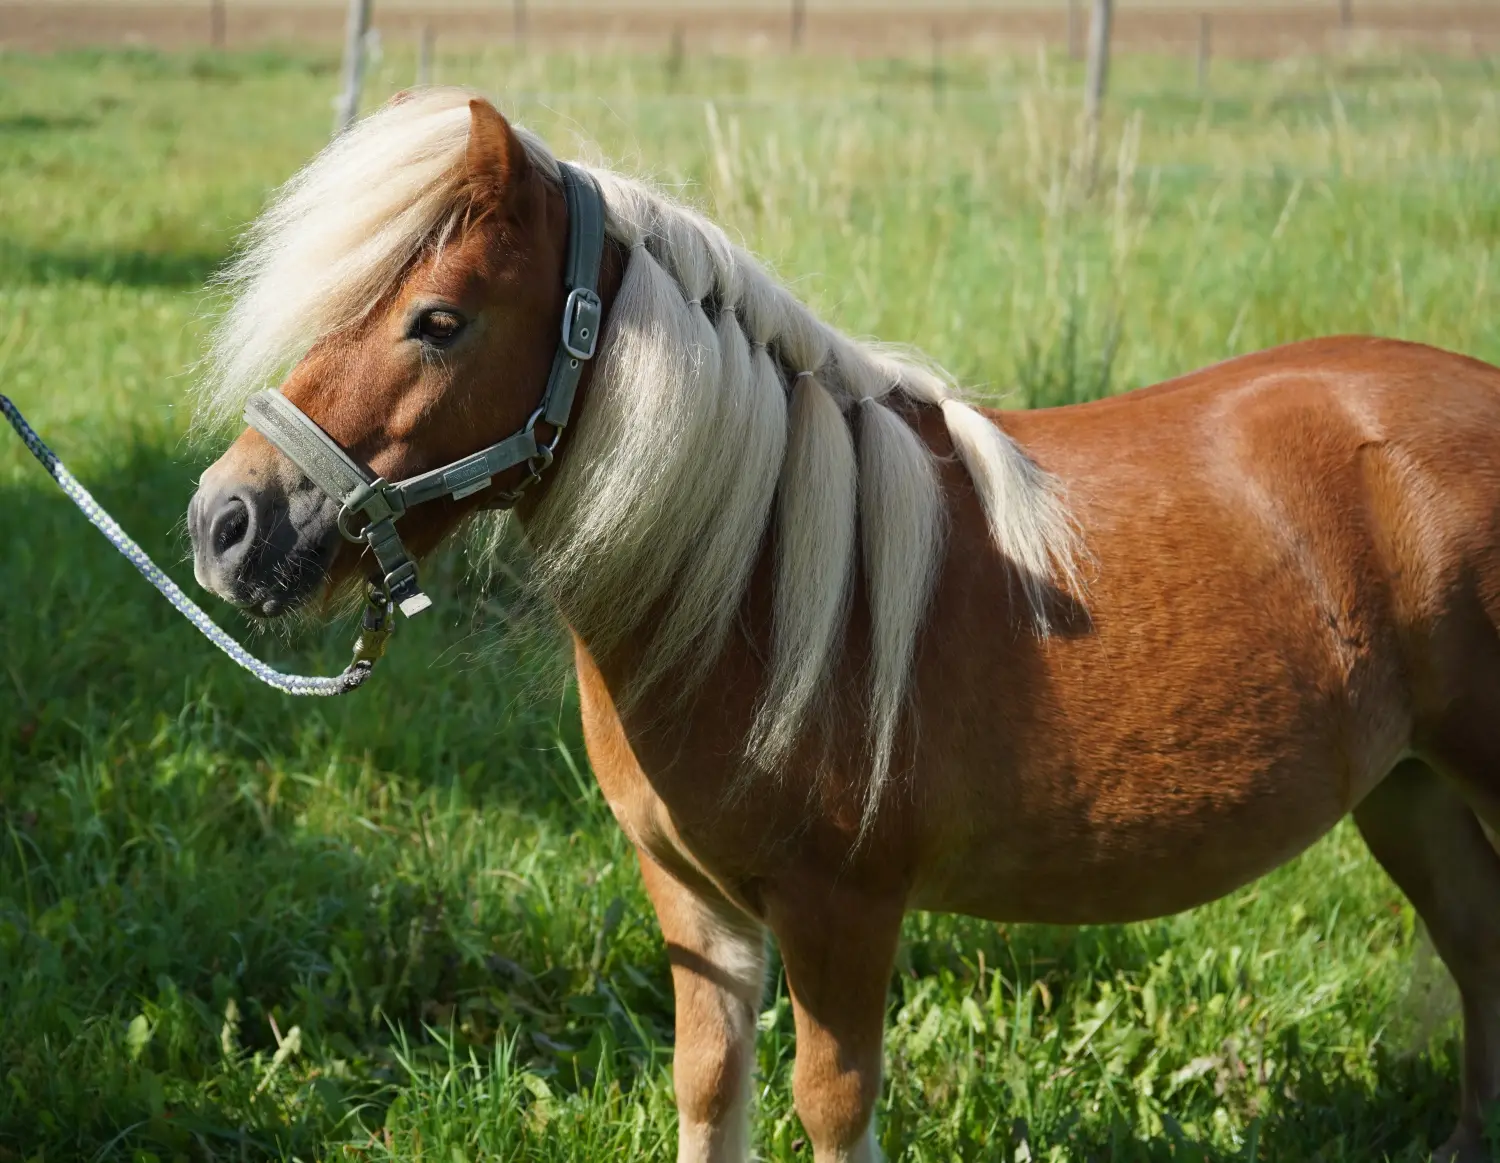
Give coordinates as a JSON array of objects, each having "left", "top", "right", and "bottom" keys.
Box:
[{"left": 188, "top": 443, "right": 342, "bottom": 618}]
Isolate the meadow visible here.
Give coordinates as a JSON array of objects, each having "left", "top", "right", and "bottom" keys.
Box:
[{"left": 1, "top": 35, "right": 1499, "bottom": 1163}]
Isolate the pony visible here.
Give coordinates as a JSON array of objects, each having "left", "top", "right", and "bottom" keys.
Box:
[{"left": 187, "top": 88, "right": 1500, "bottom": 1163}]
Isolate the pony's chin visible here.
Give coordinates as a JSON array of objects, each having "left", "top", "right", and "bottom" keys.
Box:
[
  {"left": 236, "top": 552, "right": 343, "bottom": 621},
  {"left": 226, "top": 582, "right": 318, "bottom": 620},
  {"left": 238, "top": 575, "right": 347, "bottom": 623},
  {"left": 251, "top": 594, "right": 297, "bottom": 618}
]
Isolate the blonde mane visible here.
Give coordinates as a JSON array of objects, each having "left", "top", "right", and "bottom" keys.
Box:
[{"left": 200, "top": 87, "right": 1083, "bottom": 828}]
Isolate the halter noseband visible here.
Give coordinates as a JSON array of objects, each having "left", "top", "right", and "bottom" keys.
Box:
[{"left": 243, "top": 163, "right": 607, "bottom": 619}]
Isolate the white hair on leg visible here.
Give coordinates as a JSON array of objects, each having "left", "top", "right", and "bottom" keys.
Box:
[{"left": 674, "top": 903, "right": 766, "bottom": 1163}]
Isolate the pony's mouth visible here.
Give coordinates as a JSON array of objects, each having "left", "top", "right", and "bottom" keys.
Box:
[
  {"left": 245, "top": 589, "right": 302, "bottom": 619},
  {"left": 226, "top": 538, "right": 340, "bottom": 619}
]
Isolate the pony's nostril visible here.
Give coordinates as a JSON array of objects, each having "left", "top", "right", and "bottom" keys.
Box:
[{"left": 211, "top": 497, "right": 251, "bottom": 558}]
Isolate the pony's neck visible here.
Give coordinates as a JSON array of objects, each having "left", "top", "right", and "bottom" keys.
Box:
[{"left": 509, "top": 160, "right": 1077, "bottom": 825}]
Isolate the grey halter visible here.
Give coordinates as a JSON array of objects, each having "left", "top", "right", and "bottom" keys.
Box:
[{"left": 244, "top": 163, "right": 606, "bottom": 618}]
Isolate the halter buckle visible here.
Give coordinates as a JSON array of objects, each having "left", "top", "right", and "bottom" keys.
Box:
[
  {"left": 561, "top": 287, "right": 603, "bottom": 361},
  {"left": 337, "top": 479, "right": 405, "bottom": 543}
]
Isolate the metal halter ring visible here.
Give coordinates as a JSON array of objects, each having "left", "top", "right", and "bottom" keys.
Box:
[
  {"left": 335, "top": 482, "right": 402, "bottom": 544},
  {"left": 335, "top": 506, "right": 364, "bottom": 544},
  {"left": 487, "top": 407, "right": 566, "bottom": 508},
  {"left": 525, "top": 405, "right": 564, "bottom": 455},
  {"left": 522, "top": 405, "right": 563, "bottom": 480}
]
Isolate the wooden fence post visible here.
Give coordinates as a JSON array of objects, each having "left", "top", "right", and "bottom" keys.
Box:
[
  {"left": 417, "top": 23, "right": 434, "bottom": 86},
  {"left": 514, "top": 0, "right": 527, "bottom": 46},
  {"left": 1067, "top": 0, "right": 1082, "bottom": 60},
  {"left": 791, "top": 0, "right": 806, "bottom": 50},
  {"left": 1340, "top": 0, "right": 1353, "bottom": 28},
  {"left": 209, "top": 0, "right": 225, "bottom": 48},
  {"left": 333, "top": 0, "right": 373, "bottom": 137}
]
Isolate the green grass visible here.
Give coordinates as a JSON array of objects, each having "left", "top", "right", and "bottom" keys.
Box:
[{"left": 1, "top": 38, "right": 1498, "bottom": 1163}]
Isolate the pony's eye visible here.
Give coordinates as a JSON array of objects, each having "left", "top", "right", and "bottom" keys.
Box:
[{"left": 413, "top": 308, "right": 465, "bottom": 347}]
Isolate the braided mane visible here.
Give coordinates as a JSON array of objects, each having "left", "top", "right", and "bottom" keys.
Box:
[{"left": 199, "top": 88, "right": 1082, "bottom": 826}]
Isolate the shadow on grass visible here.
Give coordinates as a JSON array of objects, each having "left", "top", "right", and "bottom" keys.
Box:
[
  {"left": 0, "top": 437, "right": 1471, "bottom": 1162},
  {"left": 0, "top": 439, "right": 663, "bottom": 1157},
  {"left": 0, "top": 790, "right": 670, "bottom": 1158},
  {"left": 1027, "top": 1048, "right": 1461, "bottom": 1162},
  {"left": 0, "top": 238, "right": 227, "bottom": 288},
  {"left": 0, "top": 434, "right": 574, "bottom": 809},
  {"left": 0, "top": 113, "right": 96, "bottom": 133},
  {"left": 889, "top": 914, "right": 1465, "bottom": 1161}
]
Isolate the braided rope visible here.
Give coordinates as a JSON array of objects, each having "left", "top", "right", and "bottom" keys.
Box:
[{"left": 1, "top": 393, "right": 377, "bottom": 696}]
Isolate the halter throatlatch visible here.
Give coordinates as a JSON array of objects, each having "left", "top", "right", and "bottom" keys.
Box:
[{"left": 244, "top": 163, "right": 607, "bottom": 618}]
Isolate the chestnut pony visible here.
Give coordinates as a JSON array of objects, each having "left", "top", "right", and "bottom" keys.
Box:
[{"left": 189, "top": 90, "right": 1500, "bottom": 1162}]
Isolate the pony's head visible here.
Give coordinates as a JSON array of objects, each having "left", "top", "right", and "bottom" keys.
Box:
[
  {"left": 189, "top": 95, "right": 580, "bottom": 615},
  {"left": 188, "top": 85, "right": 1082, "bottom": 822}
]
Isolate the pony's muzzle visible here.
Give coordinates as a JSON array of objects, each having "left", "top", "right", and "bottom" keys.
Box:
[{"left": 189, "top": 455, "right": 340, "bottom": 617}]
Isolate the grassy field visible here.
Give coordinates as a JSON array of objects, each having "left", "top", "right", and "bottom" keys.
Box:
[{"left": 2, "top": 38, "right": 1499, "bottom": 1163}]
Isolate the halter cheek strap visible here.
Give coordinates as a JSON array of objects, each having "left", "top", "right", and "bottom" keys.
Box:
[{"left": 244, "top": 162, "right": 607, "bottom": 619}]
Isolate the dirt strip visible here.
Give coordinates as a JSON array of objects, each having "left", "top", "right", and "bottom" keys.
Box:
[{"left": 2, "top": 4, "right": 1497, "bottom": 57}]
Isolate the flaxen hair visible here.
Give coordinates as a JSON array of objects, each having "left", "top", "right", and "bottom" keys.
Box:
[{"left": 199, "top": 88, "right": 1083, "bottom": 831}]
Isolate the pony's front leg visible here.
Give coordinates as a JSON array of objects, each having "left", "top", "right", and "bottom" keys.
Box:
[
  {"left": 639, "top": 853, "right": 767, "bottom": 1163},
  {"left": 770, "top": 884, "right": 903, "bottom": 1163}
]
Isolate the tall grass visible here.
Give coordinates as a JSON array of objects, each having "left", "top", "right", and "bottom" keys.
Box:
[{"left": 0, "top": 41, "right": 1496, "bottom": 1161}]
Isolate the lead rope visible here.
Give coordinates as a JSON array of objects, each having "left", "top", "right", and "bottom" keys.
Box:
[{"left": 1, "top": 393, "right": 390, "bottom": 696}]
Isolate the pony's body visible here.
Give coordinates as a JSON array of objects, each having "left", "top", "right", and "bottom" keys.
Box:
[
  {"left": 186, "top": 90, "right": 1500, "bottom": 1163},
  {"left": 593, "top": 332, "right": 1500, "bottom": 919}
]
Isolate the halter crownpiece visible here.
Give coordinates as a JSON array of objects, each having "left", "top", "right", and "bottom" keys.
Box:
[{"left": 244, "top": 163, "right": 607, "bottom": 618}]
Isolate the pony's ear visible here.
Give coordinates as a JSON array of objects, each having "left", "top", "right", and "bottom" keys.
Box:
[{"left": 465, "top": 98, "right": 529, "bottom": 201}]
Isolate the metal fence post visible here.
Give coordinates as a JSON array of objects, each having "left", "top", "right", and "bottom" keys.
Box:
[
  {"left": 1084, "top": 0, "right": 1113, "bottom": 188},
  {"left": 332, "top": 0, "right": 373, "bottom": 137}
]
